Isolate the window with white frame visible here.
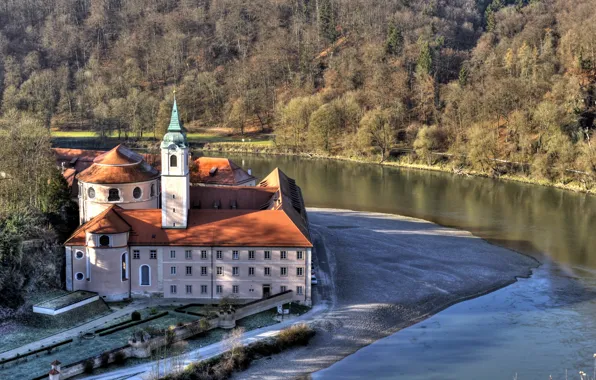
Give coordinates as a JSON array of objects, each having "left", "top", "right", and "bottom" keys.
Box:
[
  {"left": 201, "top": 266, "right": 207, "bottom": 276},
  {"left": 297, "top": 251, "right": 303, "bottom": 260},
  {"left": 170, "top": 250, "right": 176, "bottom": 259},
  {"left": 280, "top": 267, "right": 288, "bottom": 276},
  {"left": 280, "top": 285, "right": 287, "bottom": 292},
  {"left": 280, "top": 251, "right": 287, "bottom": 259},
  {"left": 186, "top": 266, "right": 192, "bottom": 275},
  {"left": 264, "top": 267, "right": 271, "bottom": 276},
  {"left": 264, "top": 250, "right": 271, "bottom": 260},
  {"left": 248, "top": 267, "right": 255, "bottom": 276},
  {"left": 150, "top": 250, "right": 157, "bottom": 259},
  {"left": 232, "top": 285, "right": 239, "bottom": 294},
  {"left": 170, "top": 266, "right": 177, "bottom": 275},
  {"left": 170, "top": 285, "right": 177, "bottom": 294},
  {"left": 133, "top": 250, "right": 140, "bottom": 259},
  {"left": 201, "top": 250, "right": 207, "bottom": 259},
  {"left": 217, "top": 266, "right": 223, "bottom": 276},
  {"left": 296, "top": 267, "right": 304, "bottom": 276},
  {"left": 232, "top": 267, "right": 239, "bottom": 276},
  {"left": 201, "top": 285, "right": 208, "bottom": 294},
  {"left": 185, "top": 250, "right": 192, "bottom": 259},
  {"left": 216, "top": 285, "right": 223, "bottom": 294},
  {"left": 248, "top": 250, "right": 255, "bottom": 260},
  {"left": 232, "top": 250, "right": 239, "bottom": 260},
  {"left": 216, "top": 250, "right": 223, "bottom": 259},
  {"left": 186, "top": 285, "right": 192, "bottom": 294},
  {"left": 297, "top": 286, "right": 303, "bottom": 295}
]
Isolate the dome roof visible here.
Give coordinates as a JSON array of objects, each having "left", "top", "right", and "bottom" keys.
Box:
[{"left": 77, "top": 145, "right": 159, "bottom": 184}]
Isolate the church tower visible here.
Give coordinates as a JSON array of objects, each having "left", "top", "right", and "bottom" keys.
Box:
[{"left": 161, "top": 97, "right": 189, "bottom": 229}]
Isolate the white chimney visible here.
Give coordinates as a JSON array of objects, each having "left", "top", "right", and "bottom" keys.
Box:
[{"left": 248, "top": 168, "right": 252, "bottom": 176}]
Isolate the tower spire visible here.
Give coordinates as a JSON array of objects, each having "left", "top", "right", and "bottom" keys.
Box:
[{"left": 168, "top": 91, "right": 182, "bottom": 132}]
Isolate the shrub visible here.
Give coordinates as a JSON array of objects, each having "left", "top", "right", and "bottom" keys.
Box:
[
  {"left": 83, "top": 359, "right": 94, "bottom": 373},
  {"left": 100, "top": 352, "right": 110, "bottom": 368},
  {"left": 276, "top": 323, "right": 315, "bottom": 348},
  {"left": 131, "top": 311, "right": 142, "bottom": 321},
  {"left": 113, "top": 351, "right": 126, "bottom": 365},
  {"left": 149, "top": 307, "right": 158, "bottom": 315}
]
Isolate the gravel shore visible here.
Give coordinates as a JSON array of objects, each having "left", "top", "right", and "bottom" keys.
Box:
[{"left": 234, "top": 208, "right": 538, "bottom": 379}]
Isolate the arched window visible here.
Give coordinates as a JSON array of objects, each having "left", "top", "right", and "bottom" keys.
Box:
[
  {"left": 170, "top": 154, "right": 178, "bottom": 168},
  {"left": 108, "top": 188, "right": 120, "bottom": 201},
  {"left": 121, "top": 252, "right": 128, "bottom": 281},
  {"left": 140, "top": 265, "right": 150, "bottom": 286},
  {"left": 133, "top": 187, "right": 142, "bottom": 199},
  {"left": 99, "top": 235, "right": 110, "bottom": 247},
  {"left": 150, "top": 184, "right": 155, "bottom": 197},
  {"left": 87, "top": 187, "right": 95, "bottom": 199}
]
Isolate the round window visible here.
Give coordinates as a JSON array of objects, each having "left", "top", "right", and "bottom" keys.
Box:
[
  {"left": 99, "top": 235, "right": 110, "bottom": 247},
  {"left": 88, "top": 187, "right": 95, "bottom": 199},
  {"left": 75, "top": 272, "right": 84, "bottom": 281},
  {"left": 133, "top": 187, "right": 142, "bottom": 199},
  {"left": 75, "top": 251, "right": 84, "bottom": 260}
]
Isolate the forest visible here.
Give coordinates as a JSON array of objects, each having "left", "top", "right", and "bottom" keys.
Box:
[
  {"left": 1, "top": 0, "right": 596, "bottom": 188},
  {"left": 0, "top": 1, "right": 595, "bottom": 169}
]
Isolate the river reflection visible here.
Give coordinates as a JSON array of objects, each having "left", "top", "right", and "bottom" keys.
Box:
[
  {"left": 219, "top": 153, "right": 596, "bottom": 378},
  {"left": 222, "top": 154, "right": 596, "bottom": 270}
]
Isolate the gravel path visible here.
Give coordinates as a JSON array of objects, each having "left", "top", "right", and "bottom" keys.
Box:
[{"left": 234, "top": 208, "right": 538, "bottom": 379}]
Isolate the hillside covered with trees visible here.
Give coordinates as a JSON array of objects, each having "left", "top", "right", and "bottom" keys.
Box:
[{"left": 1, "top": 0, "right": 596, "bottom": 188}]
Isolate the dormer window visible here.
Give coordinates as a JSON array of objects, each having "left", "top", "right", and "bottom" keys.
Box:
[
  {"left": 99, "top": 235, "right": 110, "bottom": 247},
  {"left": 170, "top": 155, "right": 177, "bottom": 168},
  {"left": 108, "top": 188, "right": 120, "bottom": 201},
  {"left": 133, "top": 187, "right": 142, "bottom": 199}
]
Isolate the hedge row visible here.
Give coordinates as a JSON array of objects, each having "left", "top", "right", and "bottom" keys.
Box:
[
  {"left": 0, "top": 338, "right": 73, "bottom": 366},
  {"left": 97, "top": 311, "right": 168, "bottom": 337}
]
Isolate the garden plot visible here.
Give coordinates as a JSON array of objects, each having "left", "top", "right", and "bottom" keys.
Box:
[
  {"left": 0, "top": 306, "right": 198, "bottom": 380},
  {"left": 0, "top": 292, "right": 111, "bottom": 354}
]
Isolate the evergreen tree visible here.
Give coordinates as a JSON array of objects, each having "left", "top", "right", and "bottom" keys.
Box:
[
  {"left": 416, "top": 40, "right": 433, "bottom": 75},
  {"left": 385, "top": 24, "right": 404, "bottom": 56},
  {"left": 318, "top": 0, "right": 338, "bottom": 42},
  {"left": 458, "top": 66, "right": 468, "bottom": 87}
]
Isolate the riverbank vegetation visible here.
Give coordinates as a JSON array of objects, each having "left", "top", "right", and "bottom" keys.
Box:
[
  {"left": 2, "top": 0, "right": 596, "bottom": 191},
  {"left": 163, "top": 323, "right": 316, "bottom": 380}
]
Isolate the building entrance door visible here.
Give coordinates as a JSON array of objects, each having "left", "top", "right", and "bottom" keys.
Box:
[{"left": 262, "top": 284, "right": 271, "bottom": 298}]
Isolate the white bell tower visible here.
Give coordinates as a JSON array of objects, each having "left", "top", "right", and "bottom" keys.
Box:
[{"left": 160, "top": 95, "right": 189, "bottom": 229}]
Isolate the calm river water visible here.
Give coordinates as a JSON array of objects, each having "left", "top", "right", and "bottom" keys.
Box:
[{"left": 222, "top": 153, "right": 596, "bottom": 379}]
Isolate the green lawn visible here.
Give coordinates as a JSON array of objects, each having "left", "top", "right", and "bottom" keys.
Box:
[
  {"left": 0, "top": 306, "right": 197, "bottom": 379},
  {"left": 51, "top": 130, "right": 274, "bottom": 145},
  {"left": 0, "top": 298, "right": 112, "bottom": 355}
]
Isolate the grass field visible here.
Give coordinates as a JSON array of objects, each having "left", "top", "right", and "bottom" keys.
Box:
[{"left": 50, "top": 130, "right": 274, "bottom": 146}]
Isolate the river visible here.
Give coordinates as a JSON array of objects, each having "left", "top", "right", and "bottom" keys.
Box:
[{"left": 221, "top": 153, "right": 596, "bottom": 379}]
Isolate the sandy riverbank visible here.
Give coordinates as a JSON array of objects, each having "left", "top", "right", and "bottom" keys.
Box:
[{"left": 233, "top": 208, "right": 539, "bottom": 379}]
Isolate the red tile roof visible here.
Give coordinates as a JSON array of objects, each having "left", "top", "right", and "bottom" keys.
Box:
[
  {"left": 66, "top": 205, "right": 131, "bottom": 245},
  {"left": 191, "top": 157, "right": 255, "bottom": 185},
  {"left": 76, "top": 145, "right": 159, "bottom": 184},
  {"left": 66, "top": 168, "right": 311, "bottom": 248},
  {"left": 189, "top": 186, "right": 277, "bottom": 210},
  {"left": 66, "top": 208, "right": 311, "bottom": 248}
]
